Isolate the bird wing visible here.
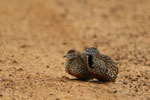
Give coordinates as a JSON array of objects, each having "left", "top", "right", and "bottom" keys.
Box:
[{"left": 97, "top": 54, "right": 119, "bottom": 74}]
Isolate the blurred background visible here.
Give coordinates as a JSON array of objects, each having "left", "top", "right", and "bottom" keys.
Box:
[{"left": 0, "top": 0, "right": 150, "bottom": 100}]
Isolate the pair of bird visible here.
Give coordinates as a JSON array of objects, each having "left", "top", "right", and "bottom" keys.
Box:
[{"left": 63, "top": 47, "right": 119, "bottom": 82}]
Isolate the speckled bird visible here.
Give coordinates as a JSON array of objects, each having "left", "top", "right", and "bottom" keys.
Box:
[
  {"left": 83, "top": 47, "right": 119, "bottom": 82},
  {"left": 63, "top": 49, "right": 93, "bottom": 80}
]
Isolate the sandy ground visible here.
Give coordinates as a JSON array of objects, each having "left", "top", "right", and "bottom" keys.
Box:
[{"left": 0, "top": 0, "right": 150, "bottom": 100}]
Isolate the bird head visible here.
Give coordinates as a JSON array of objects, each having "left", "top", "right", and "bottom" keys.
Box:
[
  {"left": 83, "top": 47, "right": 99, "bottom": 56},
  {"left": 63, "top": 49, "right": 79, "bottom": 59}
]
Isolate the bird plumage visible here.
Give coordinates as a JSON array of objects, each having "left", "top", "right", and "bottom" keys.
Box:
[
  {"left": 64, "top": 50, "right": 93, "bottom": 80},
  {"left": 84, "top": 47, "right": 119, "bottom": 82}
]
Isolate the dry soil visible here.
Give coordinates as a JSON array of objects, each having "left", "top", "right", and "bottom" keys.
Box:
[{"left": 0, "top": 0, "right": 150, "bottom": 100}]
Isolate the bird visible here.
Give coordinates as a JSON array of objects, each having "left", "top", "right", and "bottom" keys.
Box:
[
  {"left": 83, "top": 47, "right": 119, "bottom": 82},
  {"left": 63, "top": 49, "right": 93, "bottom": 80}
]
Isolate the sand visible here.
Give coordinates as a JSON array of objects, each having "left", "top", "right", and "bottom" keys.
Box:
[{"left": 0, "top": 0, "right": 150, "bottom": 100}]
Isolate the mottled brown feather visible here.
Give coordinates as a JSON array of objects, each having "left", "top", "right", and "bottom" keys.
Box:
[
  {"left": 97, "top": 54, "right": 119, "bottom": 75},
  {"left": 64, "top": 50, "right": 93, "bottom": 80},
  {"left": 89, "top": 53, "right": 118, "bottom": 81}
]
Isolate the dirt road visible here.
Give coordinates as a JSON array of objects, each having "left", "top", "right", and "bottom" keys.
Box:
[{"left": 0, "top": 0, "right": 150, "bottom": 100}]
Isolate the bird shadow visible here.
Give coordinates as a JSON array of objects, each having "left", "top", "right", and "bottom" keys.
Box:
[
  {"left": 60, "top": 76, "right": 88, "bottom": 82},
  {"left": 61, "top": 76, "right": 112, "bottom": 84},
  {"left": 69, "top": 78, "right": 89, "bottom": 82},
  {"left": 89, "top": 80, "right": 109, "bottom": 84},
  {"left": 69, "top": 78, "right": 110, "bottom": 84}
]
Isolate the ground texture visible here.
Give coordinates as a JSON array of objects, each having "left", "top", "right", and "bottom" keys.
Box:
[{"left": 0, "top": 0, "right": 150, "bottom": 100}]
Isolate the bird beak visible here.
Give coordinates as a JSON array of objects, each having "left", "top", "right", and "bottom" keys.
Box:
[
  {"left": 82, "top": 51, "right": 89, "bottom": 55},
  {"left": 63, "top": 54, "right": 72, "bottom": 58}
]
